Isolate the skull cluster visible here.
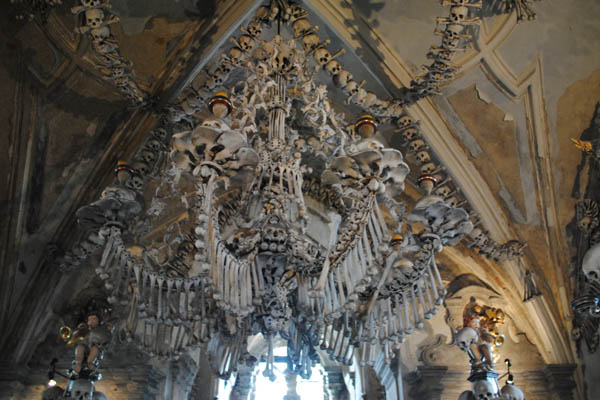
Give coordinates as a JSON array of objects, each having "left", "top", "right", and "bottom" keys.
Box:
[{"left": 260, "top": 222, "right": 288, "bottom": 254}]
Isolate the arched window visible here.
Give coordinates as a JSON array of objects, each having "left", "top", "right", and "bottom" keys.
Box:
[{"left": 252, "top": 346, "right": 326, "bottom": 399}]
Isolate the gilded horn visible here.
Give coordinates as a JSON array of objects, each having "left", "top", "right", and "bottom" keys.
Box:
[
  {"left": 494, "top": 334, "right": 505, "bottom": 347},
  {"left": 59, "top": 325, "right": 72, "bottom": 341}
]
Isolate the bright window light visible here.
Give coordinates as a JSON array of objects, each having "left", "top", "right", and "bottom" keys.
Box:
[{"left": 254, "top": 347, "right": 325, "bottom": 399}]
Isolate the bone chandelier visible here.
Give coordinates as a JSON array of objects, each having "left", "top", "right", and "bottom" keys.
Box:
[{"left": 73, "top": 3, "right": 475, "bottom": 383}]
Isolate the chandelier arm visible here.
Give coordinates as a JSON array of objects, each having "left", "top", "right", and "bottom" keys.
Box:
[{"left": 363, "top": 256, "right": 396, "bottom": 317}]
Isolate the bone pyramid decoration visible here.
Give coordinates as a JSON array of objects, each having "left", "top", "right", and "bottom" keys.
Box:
[{"left": 72, "top": 1, "right": 476, "bottom": 381}]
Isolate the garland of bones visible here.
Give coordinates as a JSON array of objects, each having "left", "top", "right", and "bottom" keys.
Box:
[
  {"left": 17, "top": 0, "right": 541, "bottom": 102},
  {"left": 59, "top": 0, "right": 528, "bottom": 377},
  {"left": 71, "top": 0, "right": 147, "bottom": 105},
  {"left": 59, "top": 0, "right": 523, "bottom": 267}
]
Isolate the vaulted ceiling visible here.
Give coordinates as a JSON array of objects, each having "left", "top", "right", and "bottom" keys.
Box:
[{"left": 1, "top": 0, "right": 599, "bottom": 398}]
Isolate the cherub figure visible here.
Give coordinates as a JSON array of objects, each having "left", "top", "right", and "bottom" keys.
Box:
[
  {"left": 68, "top": 311, "right": 112, "bottom": 377},
  {"left": 462, "top": 297, "right": 505, "bottom": 371}
]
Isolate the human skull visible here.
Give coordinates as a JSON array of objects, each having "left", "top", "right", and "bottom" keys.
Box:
[
  {"left": 582, "top": 242, "right": 600, "bottom": 284},
  {"left": 218, "top": 62, "right": 233, "bottom": 74},
  {"left": 70, "top": 379, "right": 94, "bottom": 399},
  {"left": 334, "top": 70, "right": 353, "bottom": 88},
  {"left": 446, "top": 196, "right": 460, "bottom": 208},
  {"left": 397, "top": 115, "right": 413, "bottom": 128},
  {"left": 203, "top": 76, "right": 218, "bottom": 90},
  {"left": 139, "top": 150, "right": 156, "bottom": 164},
  {"left": 442, "top": 34, "right": 460, "bottom": 49},
  {"left": 313, "top": 47, "right": 331, "bottom": 66},
  {"left": 78, "top": 240, "right": 97, "bottom": 257},
  {"left": 145, "top": 139, "right": 162, "bottom": 152},
  {"left": 446, "top": 23, "right": 465, "bottom": 39},
  {"left": 402, "top": 127, "right": 419, "bottom": 141},
  {"left": 82, "top": 0, "right": 101, "bottom": 8},
  {"left": 450, "top": 6, "right": 469, "bottom": 22},
  {"left": 247, "top": 20, "right": 263, "bottom": 38},
  {"left": 91, "top": 26, "right": 110, "bottom": 42},
  {"left": 325, "top": 59, "right": 341, "bottom": 75},
  {"left": 85, "top": 8, "right": 104, "bottom": 29},
  {"left": 212, "top": 69, "right": 229, "bottom": 86},
  {"left": 152, "top": 128, "right": 167, "bottom": 142},
  {"left": 109, "top": 66, "right": 127, "bottom": 78},
  {"left": 274, "top": 48, "right": 294, "bottom": 72},
  {"left": 302, "top": 33, "right": 320, "bottom": 51},
  {"left": 212, "top": 131, "right": 246, "bottom": 163},
  {"left": 473, "top": 379, "right": 497, "bottom": 400},
  {"left": 409, "top": 139, "right": 425, "bottom": 152},
  {"left": 500, "top": 384, "right": 524, "bottom": 400},
  {"left": 293, "top": 18, "right": 311, "bottom": 38},
  {"left": 132, "top": 160, "right": 150, "bottom": 176},
  {"left": 238, "top": 35, "right": 255, "bottom": 52},
  {"left": 416, "top": 150, "right": 431, "bottom": 164},
  {"left": 353, "top": 87, "right": 367, "bottom": 103},
  {"left": 458, "top": 391, "right": 476, "bottom": 400},
  {"left": 468, "top": 227, "right": 488, "bottom": 248},
  {"left": 262, "top": 225, "right": 287, "bottom": 244},
  {"left": 127, "top": 175, "right": 144, "bottom": 191},
  {"left": 293, "top": 138, "right": 306, "bottom": 152},
  {"left": 420, "top": 162, "right": 436, "bottom": 175},
  {"left": 228, "top": 47, "right": 243, "bottom": 64},
  {"left": 361, "top": 92, "right": 378, "bottom": 107},
  {"left": 379, "top": 149, "right": 407, "bottom": 181},
  {"left": 435, "top": 185, "right": 451, "bottom": 198},
  {"left": 342, "top": 79, "right": 358, "bottom": 96},
  {"left": 455, "top": 326, "right": 478, "bottom": 351}
]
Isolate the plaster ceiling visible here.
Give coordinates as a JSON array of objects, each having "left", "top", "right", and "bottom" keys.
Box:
[{"left": 1, "top": 1, "right": 599, "bottom": 397}]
